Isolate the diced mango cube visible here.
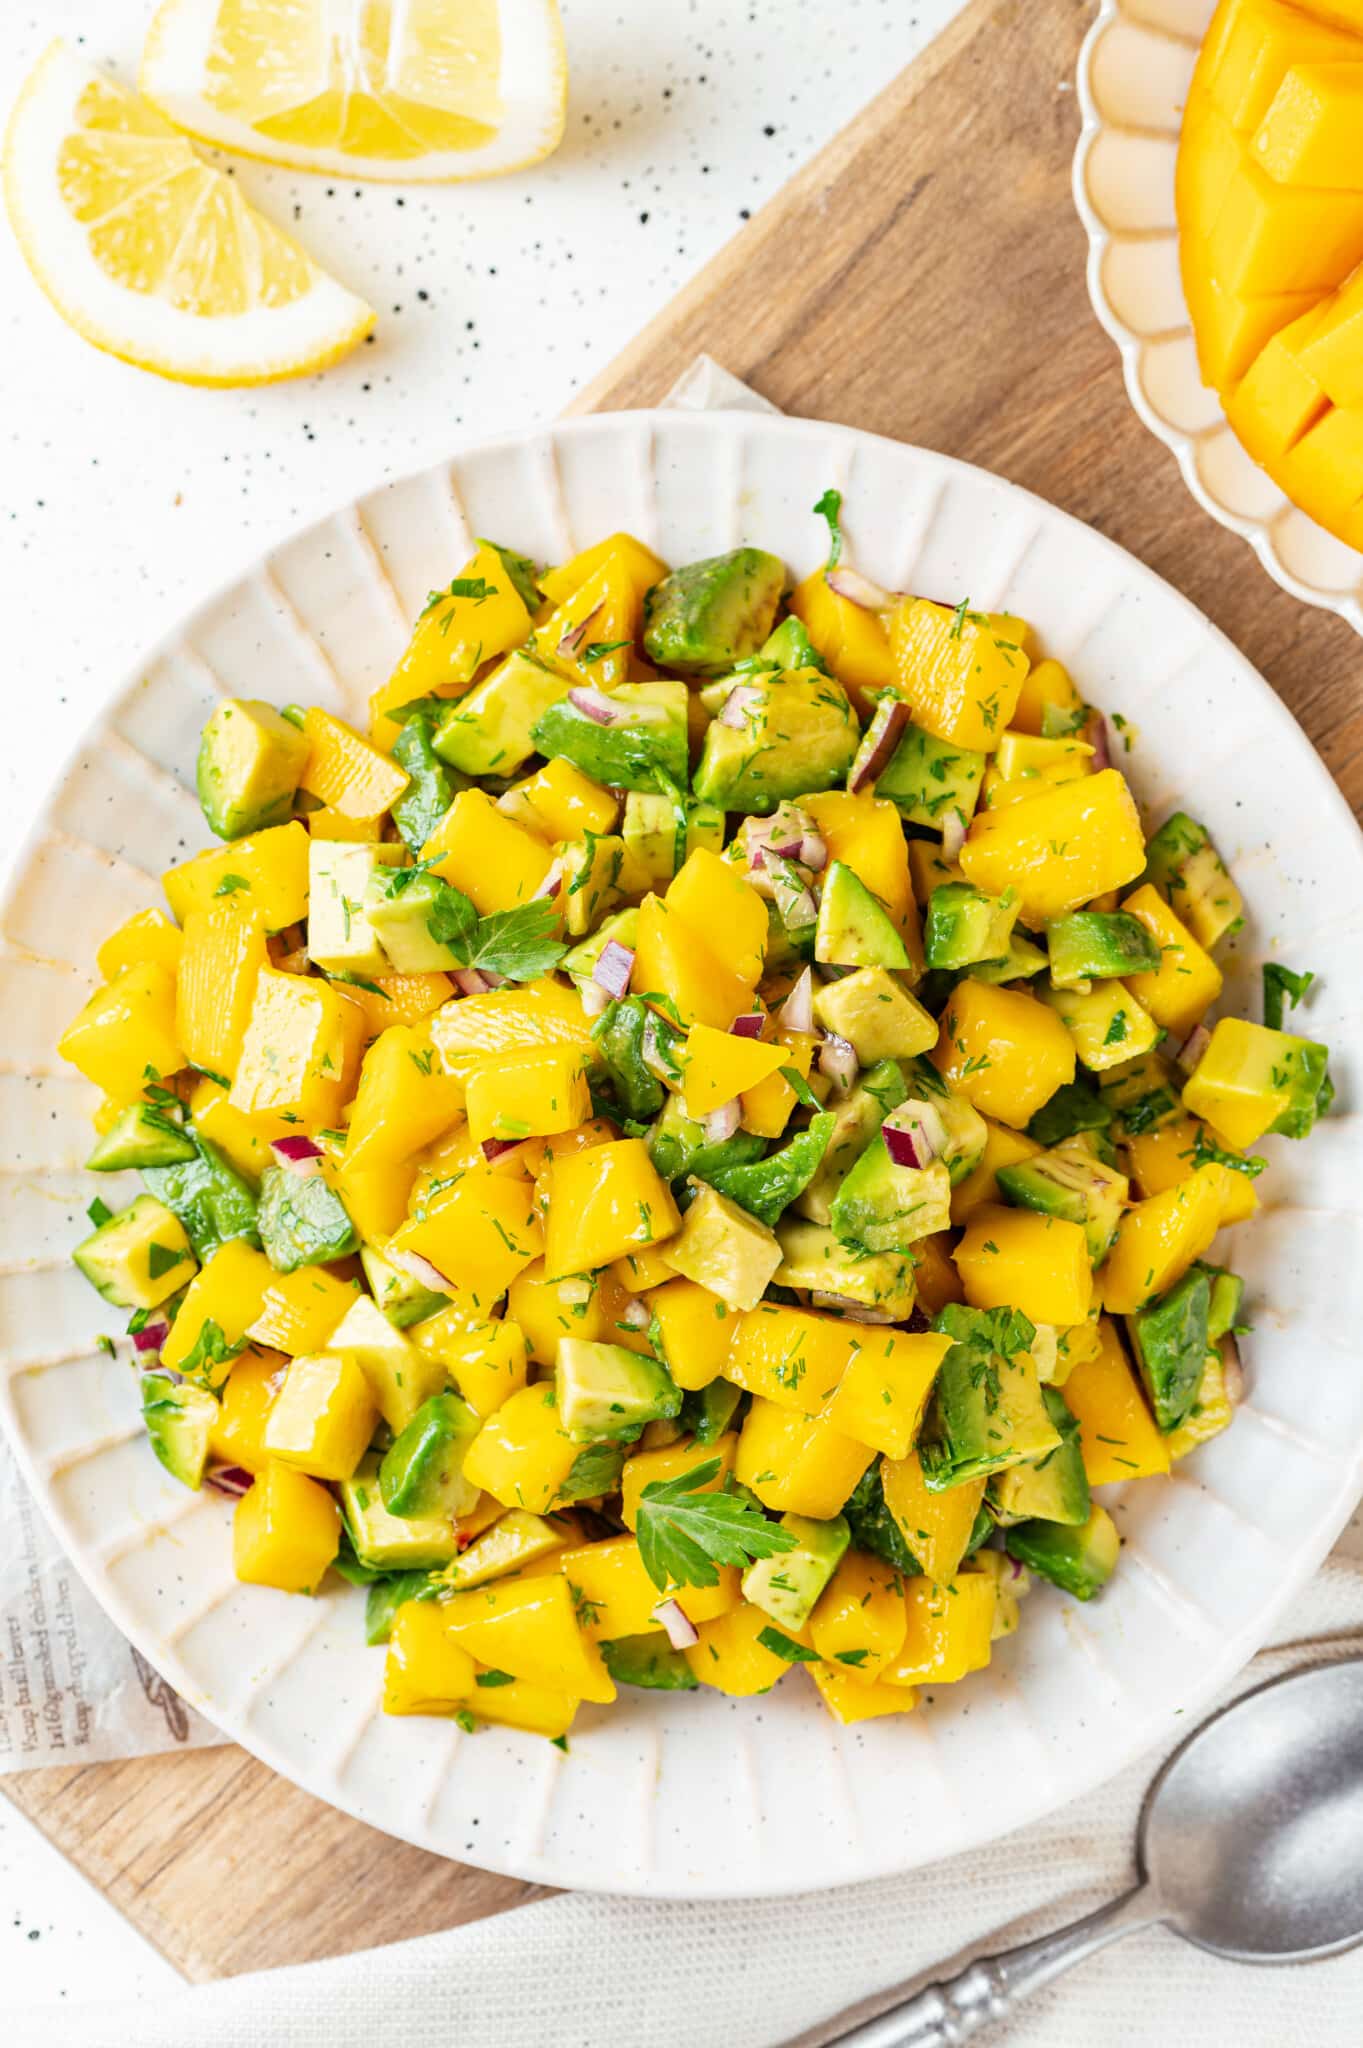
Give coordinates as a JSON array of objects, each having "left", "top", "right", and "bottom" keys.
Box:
[
  {"left": 810, "top": 1550, "right": 910, "bottom": 1683},
  {"left": 462, "top": 1384, "right": 581, "bottom": 1513},
  {"left": 960, "top": 770, "right": 1145, "bottom": 922},
  {"left": 299, "top": 708, "right": 408, "bottom": 821},
  {"left": 542, "top": 1139, "right": 679, "bottom": 1282},
  {"left": 230, "top": 967, "right": 365, "bottom": 1126},
  {"left": 440, "top": 1570, "right": 615, "bottom": 1703},
  {"left": 59, "top": 962, "right": 182, "bottom": 1100},
  {"left": 1062, "top": 1316, "right": 1171, "bottom": 1486},
  {"left": 683, "top": 1602, "right": 793, "bottom": 1696},
  {"left": 263, "top": 1351, "right": 379, "bottom": 1482},
  {"left": 382, "top": 1601, "right": 479, "bottom": 1715},
  {"left": 210, "top": 1346, "right": 286, "bottom": 1474},
  {"left": 631, "top": 894, "right": 755, "bottom": 1031},
  {"left": 464, "top": 1047, "right": 592, "bottom": 1149},
  {"left": 665, "top": 848, "right": 768, "bottom": 990},
  {"left": 735, "top": 1397, "right": 875, "bottom": 1520},
  {"left": 248, "top": 1267, "right": 360, "bottom": 1356},
  {"left": 880, "top": 1448, "right": 985, "bottom": 1586},
  {"left": 882, "top": 1571, "right": 996, "bottom": 1687},
  {"left": 932, "top": 980, "right": 1076, "bottom": 1129},
  {"left": 1100, "top": 1167, "right": 1229, "bottom": 1314},
  {"left": 232, "top": 1462, "right": 340, "bottom": 1594},
  {"left": 889, "top": 597, "right": 1030, "bottom": 752},
  {"left": 97, "top": 907, "right": 182, "bottom": 980},
  {"left": 421, "top": 788, "right": 554, "bottom": 912},
  {"left": 819, "top": 1331, "right": 952, "bottom": 1458},
  {"left": 161, "top": 1238, "right": 274, "bottom": 1379},
  {"left": 646, "top": 1277, "right": 737, "bottom": 1392},
  {"left": 163, "top": 821, "right": 310, "bottom": 933}
]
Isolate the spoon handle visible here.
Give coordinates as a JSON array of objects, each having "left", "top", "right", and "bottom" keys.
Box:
[{"left": 814, "top": 1884, "right": 1157, "bottom": 2047}]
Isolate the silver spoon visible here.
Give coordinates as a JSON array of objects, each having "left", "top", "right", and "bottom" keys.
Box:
[{"left": 815, "top": 1656, "right": 1363, "bottom": 2047}]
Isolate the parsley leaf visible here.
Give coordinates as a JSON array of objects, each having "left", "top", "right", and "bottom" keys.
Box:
[
  {"left": 581, "top": 640, "right": 632, "bottom": 666},
  {"left": 86, "top": 1196, "right": 113, "bottom": 1228},
  {"left": 214, "top": 874, "right": 252, "bottom": 896},
  {"left": 635, "top": 1459, "right": 798, "bottom": 1591},
  {"left": 175, "top": 1317, "right": 247, "bottom": 1388},
  {"left": 757, "top": 1626, "right": 819, "bottom": 1664},
  {"left": 1263, "top": 962, "right": 1315, "bottom": 1032},
  {"left": 1188, "top": 1126, "right": 1266, "bottom": 1178},
  {"left": 474, "top": 1669, "right": 516, "bottom": 1688},
  {"left": 422, "top": 576, "right": 496, "bottom": 615},
  {"left": 419, "top": 872, "right": 567, "bottom": 981},
  {"left": 813, "top": 487, "right": 843, "bottom": 568},
  {"left": 147, "top": 1241, "right": 184, "bottom": 1280}
]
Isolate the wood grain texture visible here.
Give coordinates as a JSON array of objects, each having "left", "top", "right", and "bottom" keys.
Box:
[{"left": 4, "top": 0, "right": 1358, "bottom": 1988}]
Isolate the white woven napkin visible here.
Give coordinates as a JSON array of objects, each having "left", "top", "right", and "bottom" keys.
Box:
[{"left": 12, "top": 361, "right": 1363, "bottom": 2046}]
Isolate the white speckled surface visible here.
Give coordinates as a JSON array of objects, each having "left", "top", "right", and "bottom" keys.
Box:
[{"left": 0, "top": 0, "right": 967, "bottom": 2004}]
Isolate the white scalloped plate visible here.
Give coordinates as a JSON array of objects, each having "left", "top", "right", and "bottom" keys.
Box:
[
  {"left": 1074, "top": 0, "right": 1363, "bottom": 633},
  {"left": 2, "top": 409, "right": 1361, "bottom": 1898}
]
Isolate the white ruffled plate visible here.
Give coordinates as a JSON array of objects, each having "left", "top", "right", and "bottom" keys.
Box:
[
  {"left": 1, "top": 408, "right": 1360, "bottom": 1895},
  {"left": 1074, "top": 0, "right": 1363, "bottom": 632}
]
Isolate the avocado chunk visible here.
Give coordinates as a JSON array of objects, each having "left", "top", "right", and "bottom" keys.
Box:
[
  {"left": 1198, "top": 1264, "right": 1244, "bottom": 1343},
  {"left": 601, "top": 1634, "right": 699, "bottom": 1690},
  {"left": 143, "top": 1134, "right": 259, "bottom": 1263},
  {"left": 257, "top": 1165, "right": 357, "bottom": 1273},
  {"left": 812, "top": 966, "right": 934, "bottom": 1060},
  {"left": 694, "top": 672, "right": 858, "bottom": 814},
  {"left": 925, "top": 883, "right": 1020, "bottom": 971},
  {"left": 1142, "top": 812, "right": 1242, "bottom": 949},
  {"left": 920, "top": 1305, "right": 1061, "bottom": 1490},
  {"left": 564, "top": 908, "right": 640, "bottom": 1002},
  {"left": 988, "top": 1385, "right": 1090, "bottom": 1526},
  {"left": 1003, "top": 1503, "right": 1119, "bottom": 1601},
  {"left": 793, "top": 1060, "right": 907, "bottom": 1223},
  {"left": 197, "top": 698, "right": 309, "bottom": 841},
  {"left": 1098, "top": 1052, "right": 1183, "bottom": 1137},
  {"left": 533, "top": 681, "right": 690, "bottom": 795},
  {"left": 830, "top": 1130, "right": 952, "bottom": 1251},
  {"left": 969, "top": 932, "right": 1049, "bottom": 985},
  {"left": 556, "top": 1337, "right": 681, "bottom": 1442},
  {"left": 364, "top": 867, "right": 463, "bottom": 974},
  {"left": 775, "top": 1218, "right": 917, "bottom": 1320},
  {"left": 340, "top": 1453, "right": 460, "bottom": 1571},
  {"left": 434, "top": 649, "right": 570, "bottom": 779},
  {"left": 359, "top": 1243, "right": 450, "bottom": 1328},
  {"left": 86, "top": 1102, "right": 197, "bottom": 1172},
  {"left": 678, "top": 1377, "right": 745, "bottom": 1445},
  {"left": 871, "top": 717, "right": 986, "bottom": 833},
  {"left": 391, "top": 715, "right": 466, "bottom": 854},
  {"left": 664, "top": 1183, "right": 783, "bottom": 1311},
  {"left": 704, "top": 1112, "right": 836, "bottom": 1228},
  {"left": 743, "top": 1512, "right": 850, "bottom": 1630},
  {"left": 1186, "top": 1019, "right": 1332, "bottom": 1142},
  {"left": 307, "top": 839, "right": 407, "bottom": 978},
  {"left": 760, "top": 614, "right": 829, "bottom": 673},
  {"left": 141, "top": 1373, "right": 218, "bottom": 1490},
  {"left": 996, "top": 1139, "right": 1128, "bottom": 1265},
  {"left": 1045, "top": 910, "right": 1161, "bottom": 988},
  {"left": 379, "top": 1391, "right": 480, "bottom": 1519},
  {"left": 642, "top": 547, "right": 785, "bottom": 673},
  {"left": 74, "top": 1194, "right": 196, "bottom": 1309},
  {"left": 622, "top": 791, "right": 724, "bottom": 890},
  {"left": 814, "top": 863, "right": 911, "bottom": 972},
  {"left": 647, "top": 1092, "right": 767, "bottom": 1186},
  {"left": 1128, "top": 1266, "right": 1211, "bottom": 1432}
]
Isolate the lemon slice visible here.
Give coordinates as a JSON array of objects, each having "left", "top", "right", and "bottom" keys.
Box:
[
  {"left": 4, "top": 41, "right": 375, "bottom": 386},
  {"left": 139, "top": 0, "right": 567, "bottom": 182}
]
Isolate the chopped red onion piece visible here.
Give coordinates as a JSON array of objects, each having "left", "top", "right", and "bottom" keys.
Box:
[
  {"left": 798, "top": 832, "right": 828, "bottom": 873},
  {"left": 883, "top": 1099, "right": 948, "bottom": 1169},
  {"left": 818, "top": 1034, "right": 859, "bottom": 1090},
  {"left": 593, "top": 939, "right": 636, "bottom": 1001},
  {"left": 641, "top": 1013, "right": 678, "bottom": 1084},
  {"left": 703, "top": 1099, "right": 742, "bottom": 1145},
  {"left": 272, "top": 1135, "right": 323, "bottom": 1162},
  {"left": 482, "top": 1138, "right": 523, "bottom": 1162},
  {"left": 775, "top": 967, "right": 815, "bottom": 1036},
  {"left": 270, "top": 1137, "right": 324, "bottom": 1177},
  {"left": 730, "top": 1012, "right": 765, "bottom": 1039},
  {"left": 717, "top": 683, "right": 766, "bottom": 729},
  {"left": 941, "top": 808, "right": 968, "bottom": 862},
  {"left": 809, "top": 1292, "right": 900, "bottom": 1323},
  {"left": 849, "top": 698, "right": 910, "bottom": 793},
  {"left": 621, "top": 1298, "right": 651, "bottom": 1330},
  {"left": 132, "top": 1320, "right": 169, "bottom": 1354},
  {"left": 906, "top": 1307, "right": 933, "bottom": 1334},
  {"left": 652, "top": 1598, "right": 700, "bottom": 1651},
  {"left": 532, "top": 861, "right": 565, "bottom": 901},
  {"left": 453, "top": 967, "right": 491, "bottom": 997},
  {"left": 390, "top": 1248, "right": 452, "bottom": 1293},
  {"left": 1222, "top": 1335, "right": 1245, "bottom": 1405},
  {"left": 557, "top": 601, "right": 604, "bottom": 659},
  {"left": 768, "top": 838, "right": 804, "bottom": 860},
  {"left": 205, "top": 1465, "right": 255, "bottom": 1499},
  {"left": 826, "top": 565, "right": 894, "bottom": 610},
  {"left": 480, "top": 969, "right": 508, "bottom": 989},
  {"left": 1177, "top": 1022, "right": 1212, "bottom": 1074},
  {"left": 567, "top": 683, "right": 622, "bottom": 726},
  {"left": 578, "top": 979, "right": 610, "bottom": 1019}
]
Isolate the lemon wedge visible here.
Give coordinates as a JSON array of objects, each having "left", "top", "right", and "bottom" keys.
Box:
[
  {"left": 3, "top": 41, "right": 375, "bottom": 386},
  {"left": 139, "top": 0, "right": 567, "bottom": 182}
]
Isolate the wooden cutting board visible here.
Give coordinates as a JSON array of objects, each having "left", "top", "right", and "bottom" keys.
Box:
[{"left": 5, "top": 0, "right": 1359, "bottom": 1988}]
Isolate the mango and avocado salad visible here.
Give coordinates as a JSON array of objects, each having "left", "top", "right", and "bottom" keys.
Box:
[{"left": 57, "top": 506, "right": 1333, "bottom": 1741}]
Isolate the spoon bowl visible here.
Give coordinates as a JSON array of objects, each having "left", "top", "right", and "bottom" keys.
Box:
[{"left": 1142, "top": 1658, "right": 1363, "bottom": 1964}]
